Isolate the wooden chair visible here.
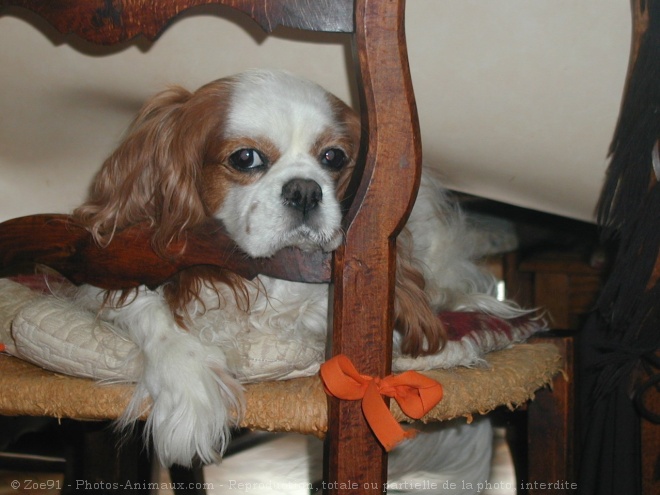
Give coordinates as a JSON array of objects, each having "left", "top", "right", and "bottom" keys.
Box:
[{"left": 0, "top": 1, "right": 571, "bottom": 493}]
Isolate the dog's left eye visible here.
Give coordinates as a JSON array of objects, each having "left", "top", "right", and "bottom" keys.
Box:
[
  {"left": 320, "top": 148, "right": 347, "bottom": 170},
  {"left": 229, "top": 149, "right": 266, "bottom": 171}
]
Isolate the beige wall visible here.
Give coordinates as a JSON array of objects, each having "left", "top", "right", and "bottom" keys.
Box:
[{"left": 0, "top": 0, "right": 631, "bottom": 223}]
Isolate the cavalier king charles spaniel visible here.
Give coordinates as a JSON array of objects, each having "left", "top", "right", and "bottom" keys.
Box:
[{"left": 71, "top": 69, "right": 520, "bottom": 468}]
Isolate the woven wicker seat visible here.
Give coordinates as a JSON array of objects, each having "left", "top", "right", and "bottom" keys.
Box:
[{"left": 0, "top": 345, "right": 562, "bottom": 434}]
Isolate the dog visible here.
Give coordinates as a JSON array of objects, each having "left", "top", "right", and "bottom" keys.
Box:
[{"left": 71, "top": 69, "right": 521, "bottom": 468}]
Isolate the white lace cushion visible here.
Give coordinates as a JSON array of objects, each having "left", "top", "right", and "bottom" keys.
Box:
[
  {"left": 1, "top": 279, "right": 322, "bottom": 382},
  {"left": 236, "top": 337, "right": 323, "bottom": 383},
  {"left": 11, "top": 294, "right": 141, "bottom": 382},
  {"left": 0, "top": 279, "right": 41, "bottom": 355}
]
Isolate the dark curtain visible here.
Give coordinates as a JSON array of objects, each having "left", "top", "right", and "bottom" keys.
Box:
[{"left": 578, "top": 1, "right": 660, "bottom": 493}]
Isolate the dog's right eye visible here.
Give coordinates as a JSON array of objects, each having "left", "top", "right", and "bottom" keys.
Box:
[
  {"left": 320, "top": 148, "right": 347, "bottom": 170},
  {"left": 229, "top": 149, "right": 266, "bottom": 171}
]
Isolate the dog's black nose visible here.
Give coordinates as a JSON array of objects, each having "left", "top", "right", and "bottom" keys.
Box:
[{"left": 282, "top": 179, "right": 323, "bottom": 215}]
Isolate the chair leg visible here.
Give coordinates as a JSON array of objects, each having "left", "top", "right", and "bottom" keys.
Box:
[{"left": 525, "top": 333, "right": 577, "bottom": 495}]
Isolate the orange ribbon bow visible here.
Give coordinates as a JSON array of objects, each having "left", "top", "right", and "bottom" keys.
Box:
[{"left": 320, "top": 354, "right": 443, "bottom": 451}]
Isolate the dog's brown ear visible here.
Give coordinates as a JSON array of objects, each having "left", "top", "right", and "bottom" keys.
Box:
[
  {"left": 394, "top": 230, "right": 447, "bottom": 356},
  {"left": 329, "top": 96, "right": 363, "bottom": 201},
  {"left": 74, "top": 81, "right": 232, "bottom": 257}
]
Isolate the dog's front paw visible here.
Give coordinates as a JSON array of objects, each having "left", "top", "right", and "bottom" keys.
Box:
[{"left": 121, "top": 332, "right": 244, "bottom": 467}]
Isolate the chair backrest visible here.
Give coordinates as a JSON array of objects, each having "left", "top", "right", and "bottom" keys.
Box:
[{"left": 0, "top": 1, "right": 422, "bottom": 491}]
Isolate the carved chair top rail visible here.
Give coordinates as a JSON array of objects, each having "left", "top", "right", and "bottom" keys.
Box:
[{"left": 0, "top": 0, "right": 355, "bottom": 43}]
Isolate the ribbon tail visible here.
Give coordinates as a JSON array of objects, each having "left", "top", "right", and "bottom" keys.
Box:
[{"left": 362, "top": 381, "right": 416, "bottom": 451}]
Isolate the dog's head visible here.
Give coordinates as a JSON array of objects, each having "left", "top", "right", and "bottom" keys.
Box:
[
  {"left": 75, "top": 69, "right": 361, "bottom": 258},
  {"left": 75, "top": 70, "right": 445, "bottom": 356}
]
